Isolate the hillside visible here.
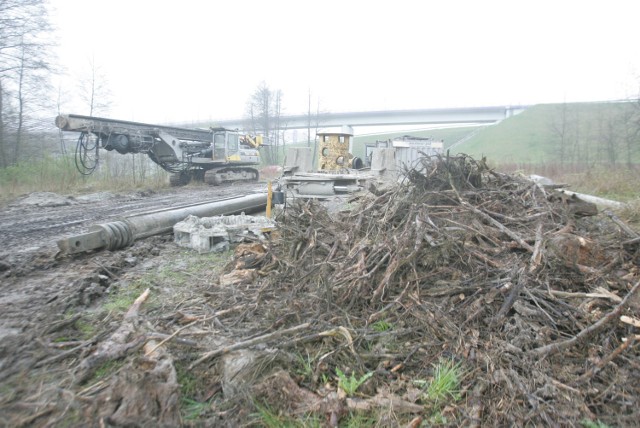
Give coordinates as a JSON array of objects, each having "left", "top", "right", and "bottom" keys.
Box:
[{"left": 353, "top": 101, "right": 639, "bottom": 166}]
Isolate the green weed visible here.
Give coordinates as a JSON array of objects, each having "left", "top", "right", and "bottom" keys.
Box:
[
  {"left": 181, "top": 397, "right": 212, "bottom": 421},
  {"left": 335, "top": 368, "right": 373, "bottom": 397},
  {"left": 320, "top": 373, "right": 330, "bottom": 385},
  {"left": 341, "top": 411, "right": 378, "bottom": 427},
  {"left": 371, "top": 320, "right": 393, "bottom": 332},
  {"left": 252, "top": 402, "right": 322, "bottom": 428},
  {"left": 411, "top": 358, "right": 465, "bottom": 425},
  {"left": 0, "top": 155, "right": 170, "bottom": 202},
  {"left": 175, "top": 360, "right": 221, "bottom": 420},
  {"left": 90, "top": 359, "right": 125, "bottom": 383},
  {"left": 424, "top": 358, "right": 464, "bottom": 406},
  {"left": 581, "top": 419, "right": 610, "bottom": 428},
  {"left": 103, "top": 281, "right": 149, "bottom": 314},
  {"left": 294, "top": 351, "right": 314, "bottom": 379},
  {"left": 75, "top": 318, "right": 96, "bottom": 339}
]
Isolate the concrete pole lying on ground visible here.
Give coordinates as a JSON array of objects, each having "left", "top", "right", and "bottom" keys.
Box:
[{"left": 57, "top": 193, "right": 268, "bottom": 255}]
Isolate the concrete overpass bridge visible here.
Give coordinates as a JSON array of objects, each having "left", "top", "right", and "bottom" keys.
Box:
[{"left": 213, "top": 105, "right": 529, "bottom": 130}]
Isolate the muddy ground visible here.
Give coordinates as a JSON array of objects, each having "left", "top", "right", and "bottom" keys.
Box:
[
  {"left": 0, "top": 164, "right": 639, "bottom": 427},
  {"left": 0, "top": 183, "right": 266, "bottom": 426}
]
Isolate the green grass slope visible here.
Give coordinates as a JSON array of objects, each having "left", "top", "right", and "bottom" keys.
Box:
[
  {"left": 451, "top": 105, "right": 555, "bottom": 163},
  {"left": 350, "top": 101, "right": 638, "bottom": 166},
  {"left": 452, "top": 101, "right": 639, "bottom": 164}
]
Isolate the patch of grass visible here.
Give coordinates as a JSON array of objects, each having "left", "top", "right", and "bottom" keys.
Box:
[
  {"left": 581, "top": 419, "right": 611, "bottom": 428},
  {"left": 352, "top": 126, "right": 479, "bottom": 159},
  {"left": 56, "top": 407, "right": 83, "bottom": 428},
  {"left": 103, "top": 280, "right": 149, "bottom": 314},
  {"left": 252, "top": 402, "right": 322, "bottom": 428},
  {"left": 0, "top": 154, "right": 171, "bottom": 203},
  {"left": 177, "top": 366, "right": 198, "bottom": 398},
  {"left": 294, "top": 351, "right": 314, "bottom": 379},
  {"left": 412, "top": 358, "right": 465, "bottom": 425},
  {"left": 91, "top": 359, "right": 125, "bottom": 382},
  {"left": 151, "top": 250, "right": 231, "bottom": 288},
  {"left": 335, "top": 368, "right": 373, "bottom": 397},
  {"left": 427, "top": 410, "right": 450, "bottom": 426},
  {"left": 341, "top": 411, "right": 378, "bottom": 427},
  {"left": 175, "top": 360, "right": 221, "bottom": 421},
  {"left": 424, "top": 358, "right": 464, "bottom": 406},
  {"left": 176, "top": 361, "right": 210, "bottom": 400},
  {"left": 75, "top": 318, "right": 96, "bottom": 339},
  {"left": 371, "top": 320, "right": 393, "bottom": 332},
  {"left": 181, "top": 397, "right": 212, "bottom": 421}
]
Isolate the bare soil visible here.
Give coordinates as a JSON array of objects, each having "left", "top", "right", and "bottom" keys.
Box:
[
  {"left": 0, "top": 182, "right": 264, "bottom": 427},
  {"left": 1, "top": 160, "right": 639, "bottom": 427}
]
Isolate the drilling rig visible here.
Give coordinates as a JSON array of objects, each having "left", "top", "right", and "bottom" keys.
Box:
[{"left": 55, "top": 114, "right": 263, "bottom": 186}]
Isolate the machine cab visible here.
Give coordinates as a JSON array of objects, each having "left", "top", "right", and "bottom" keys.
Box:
[{"left": 212, "top": 128, "right": 240, "bottom": 162}]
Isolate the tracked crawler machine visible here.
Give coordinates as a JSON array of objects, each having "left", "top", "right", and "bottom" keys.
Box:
[{"left": 55, "top": 114, "right": 263, "bottom": 186}]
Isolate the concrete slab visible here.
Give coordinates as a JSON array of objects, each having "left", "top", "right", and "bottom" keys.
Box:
[{"left": 174, "top": 214, "right": 275, "bottom": 253}]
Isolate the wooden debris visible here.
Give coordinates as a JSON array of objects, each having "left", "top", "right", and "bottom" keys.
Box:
[
  {"left": 189, "top": 322, "right": 311, "bottom": 369},
  {"left": 257, "top": 154, "right": 640, "bottom": 426},
  {"left": 75, "top": 288, "right": 150, "bottom": 383}
]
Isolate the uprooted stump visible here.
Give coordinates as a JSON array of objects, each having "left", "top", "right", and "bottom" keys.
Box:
[
  {"left": 77, "top": 289, "right": 182, "bottom": 426},
  {"left": 87, "top": 340, "right": 181, "bottom": 426}
]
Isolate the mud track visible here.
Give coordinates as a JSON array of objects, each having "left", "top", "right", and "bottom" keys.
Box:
[
  {"left": 0, "top": 182, "right": 264, "bottom": 256},
  {"left": 0, "top": 182, "right": 264, "bottom": 426}
]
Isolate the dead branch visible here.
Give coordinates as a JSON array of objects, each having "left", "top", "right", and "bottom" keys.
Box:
[
  {"left": 531, "top": 280, "right": 640, "bottom": 357},
  {"left": 604, "top": 210, "right": 639, "bottom": 239},
  {"left": 74, "top": 288, "right": 150, "bottom": 384},
  {"left": 466, "top": 203, "right": 534, "bottom": 252},
  {"left": 493, "top": 266, "right": 527, "bottom": 323},
  {"left": 189, "top": 322, "right": 311, "bottom": 369},
  {"left": 574, "top": 336, "right": 635, "bottom": 384},
  {"left": 346, "top": 393, "right": 423, "bottom": 414}
]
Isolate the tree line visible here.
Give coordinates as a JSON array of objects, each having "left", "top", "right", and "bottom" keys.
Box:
[
  {"left": 550, "top": 100, "right": 640, "bottom": 167},
  {"left": 0, "top": 0, "right": 53, "bottom": 168}
]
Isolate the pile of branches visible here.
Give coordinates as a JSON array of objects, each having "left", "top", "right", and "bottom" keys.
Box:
[{"left": 262, "top": 154, "right": 640, "bottom": 425}]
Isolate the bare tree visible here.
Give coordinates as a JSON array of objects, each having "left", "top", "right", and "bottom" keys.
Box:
[
  {"left": 303, "top": 90, "right": 326, "bottom": 166},
  {"left": 550, "top": 102, "right": 569, "bottom": 164},
  {"left": 621, "top": 100, "right": 640, "bottom": 167},
  {"left": 79, "top": 55, "right": 112, "bottom": 116},
  {"left": 0, "top": 0, "right": 52, "bottom": 167},
  {"left": 245, "top": 81, "right": 283, "bottom": 164},
  {"left": 598, "top": 104, "right": 619, "bottom": 165}
]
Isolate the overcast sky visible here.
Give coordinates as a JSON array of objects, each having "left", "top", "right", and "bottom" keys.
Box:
[{"left": 50, "top": 0, "right": 640, "bottom": 124}]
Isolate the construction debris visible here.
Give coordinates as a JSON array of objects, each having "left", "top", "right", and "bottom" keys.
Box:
[{"left": 173, "top": 213, "right": 275, "bottom": 253}]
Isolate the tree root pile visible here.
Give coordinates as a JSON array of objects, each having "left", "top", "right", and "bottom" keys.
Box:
[{"left": 252, "top": 154, "right": 640, "bottom": 426}]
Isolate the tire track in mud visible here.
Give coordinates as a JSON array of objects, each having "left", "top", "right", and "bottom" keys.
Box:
[
  {"left": 0, "top": 182, "right": 264, "bottom": 396},
  {"left": 0, "top": 182, "right": 265, "bottom": 256}
]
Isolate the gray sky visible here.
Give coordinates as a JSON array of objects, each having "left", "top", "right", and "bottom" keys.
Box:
[{"left": 51, "top": 0, "right": 640, "bottom": 124}]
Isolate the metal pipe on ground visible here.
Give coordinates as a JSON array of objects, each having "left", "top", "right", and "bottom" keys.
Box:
[{"left": 57, "top": 193, "right": 268, "bottom": 255}]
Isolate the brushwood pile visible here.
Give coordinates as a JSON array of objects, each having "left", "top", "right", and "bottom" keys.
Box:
[{"left": 246, "top": 154, "right": 640, "bottom": 425}]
